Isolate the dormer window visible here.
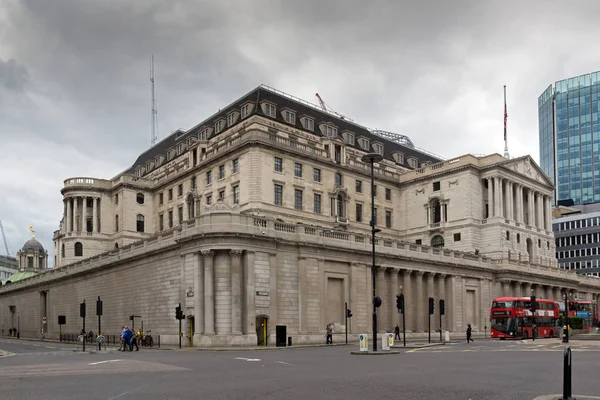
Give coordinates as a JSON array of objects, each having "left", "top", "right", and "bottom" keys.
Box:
[
  {"left": 187, "top": 137, "right": 197, "bottom": 148},
  {"left": 215, "top": 119, "right": 225, "bottom": 133},
  {"left": 199, "top": 127, "right": 211, "bottom": 141},
  {"left": 358, "top": 137, "right": 370, "bottom": 150},
  {"left": 343, "top": 132, "right": 355, "bottom": 146},
  {"left": 408, "top": 157, "right": 418, "bottom": 168},
  {"left": 263, "top": 103, "right": 276, "bottom": 117},
  {"left": 392, "top": 152, "right": 404, "bottom": 164},
  {"left": 176, "top": 143, "right": 185, "bottom": 155},
  {"left": 167, "top": 148, "right": 176, "bottom": 161},
  {"left": 283, "top": 110, "right": 296, "bottom": 124},
  {"left": 301, "top": 117, "right": 314, "bottom": 131},
  {"left": 227, "top": 112, "right": 237, "bottom": 127},
  {"left": 323, "top": 125, "right": 337, "bottom": 137},
  {"left": 146, "top": 161, "right": 154, "bottom": 172},
  {"left": 241, "top": 103, "right": 253, "bottom": 119},
  {"left": 373, "top": 142, "right": 384, "bottom": 155}
]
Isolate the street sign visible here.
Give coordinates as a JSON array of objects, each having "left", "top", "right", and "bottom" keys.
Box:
[
  {"left": 388, "top": 332, "right": 394, "bottom": 347},
  {"left": 359, "top": 334, "right": 368, "bottom": 352}
]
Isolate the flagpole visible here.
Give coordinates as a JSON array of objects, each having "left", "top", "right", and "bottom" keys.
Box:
[{"left": 504, "top": 85, "right": 510, "bottom": 159}]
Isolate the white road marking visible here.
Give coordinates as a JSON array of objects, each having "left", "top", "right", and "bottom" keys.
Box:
[
  {"left": 32, "top": 344, "right": 41, "bottom": 347},
  {"left": 275, "top": 361, "right": 294, "bottom": 366},
  {"left": 235, "top": 357, "right": 261, "bottom": 362},
  {"left": 45, "top": 346, "right": 56, "bottom": 349},
  {"left": 88, "top": 359, "right": 123, "bottom": 366}
]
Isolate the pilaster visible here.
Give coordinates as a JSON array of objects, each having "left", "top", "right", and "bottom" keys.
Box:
[
  {"left": 402, "top": 270, "right": 412, "bottom": 332},
  {"left": 202, "top": 250, "right": 215, "bottom": 335},
  {"left": 389, "top": 269, "right": 399, "bottom": 331},
  {"left": 230, "top": 249, "right": 243, "bottom": 334},
  {"left": 415, "top": 271, "right": 425, "bottom": 332}
]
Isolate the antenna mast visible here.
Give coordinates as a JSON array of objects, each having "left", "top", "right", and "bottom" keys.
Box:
[
  {"left": 503, "top": 85, "right": 510, "bottom": 159},
  {"left": 0, "top": 219, "right": 11, "bottom": 256},
  {"left": 151, "top": 55, "right": 158, "bottom": 146}
]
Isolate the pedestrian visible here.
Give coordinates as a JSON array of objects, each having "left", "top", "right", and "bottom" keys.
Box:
[
  {"left": 326, "top": 323, "right": 333, "bottom": 345},
  {"left": 81, "top": 328, "right": 86, "bottom": 343},
  {"left": 130, "top": 327, "right": 139, "bottom": 351},
  {"left": 394, "top": 325, "right": 400, "bottom": 341},
  {"left": 466, "top": 324, "right": 474, "bottom": 343},
  {"left": 118, "top": 326, "right": 125, "bottom": 351},
  {"left": 8, "top": 328, "right": 12, "bottom": 337},
  {"left": 88, "top": 330, "right": 94, "bottom": 343},
  {"left": 121, "top": 326, "right": 132, "bottom": 352}
]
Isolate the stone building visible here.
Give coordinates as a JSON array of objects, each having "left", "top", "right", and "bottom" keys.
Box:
[
  {"left": 1, "top": 85, "right": 599, "bottom": 345},
  {"left": 0, "top": 255, "right": 18, "bottom": 282}
]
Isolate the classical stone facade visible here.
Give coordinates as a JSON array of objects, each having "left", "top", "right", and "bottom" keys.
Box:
[{"left": 1, "top": 85, "right": 599, "bottom": 346}]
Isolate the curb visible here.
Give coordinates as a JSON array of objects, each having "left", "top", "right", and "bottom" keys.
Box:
[
  {"left": 533, "top": 395, "right": 600, "bottom": 400},
  {"left": 351, "top": 350, "right": 400, "bottom": 355}
]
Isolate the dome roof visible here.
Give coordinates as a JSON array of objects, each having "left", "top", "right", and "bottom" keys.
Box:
[{"left": 22, "top": 238, "right": 45, "bottom": 252}]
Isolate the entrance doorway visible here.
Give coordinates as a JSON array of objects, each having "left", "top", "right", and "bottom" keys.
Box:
[
  {"left": 188, "top": 316, "right": 195, "bottom": 347},
  {"left": 256, "top": 315, "right": 268, "bottom": 346}
]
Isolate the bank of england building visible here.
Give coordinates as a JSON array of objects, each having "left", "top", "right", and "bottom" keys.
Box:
[{"left": 1, "top": 85, "right": 598, "bottom": 346}]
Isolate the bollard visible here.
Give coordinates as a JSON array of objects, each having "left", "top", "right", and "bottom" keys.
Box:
[{"left": 562, "top": 346, "right": 573, "bottom": 400}]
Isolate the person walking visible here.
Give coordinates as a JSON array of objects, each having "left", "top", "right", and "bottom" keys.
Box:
[
  {"left": 326, "top": 323, "right": 333, "bottom": 345},
  {"left": 121, "top": 326, "right": 132, "bottom": 351},
  {"left": 394, "top": 325, "right": 401, "bottom": 341},
  {"left": 130, "top": 327, "right": 139, "bottom": 351},
  {"left": 466, "top": 324, "right": 474, "bottom": 343}
]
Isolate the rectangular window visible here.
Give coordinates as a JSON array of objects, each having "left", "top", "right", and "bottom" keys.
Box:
[
  {"left": 314, "top": 193, "right": 321, "bottom": 214},
  {"left": 356, "top": 180, "right": 362, "bottom": 193},
  {"left": 374, "top": 143, "right": 384, "bottom": 155},
  {"left": 372, "top": 185, "right": 377, "bottom": 197},
  {"left": 385, "top": 210, "right": 392, "bottom": 228},
  {"left": 215, "top": 120, "right": 224, "bottom": 133},
  {"left": 302, "top": 118, "right": 314, "bottom": 131},
  {"left": 241, "top": 104, "right": 251, "bottom": 118},
  {"left": 373, "top": 208, "right": 378, "bottom": 225},
  {"left": 159, "top": 193, "right": 164, "bottom": 205},
  {"left": 191, "top": 177, "right": 196, "bottom": 189},
  {"left": 159, "top": 214, "right": 164, "bottom": 231},
  {"left": 264, "top": 103, "right": 276, "bottom": 117},
  {"left": 206, "top": 195, "right": 212, "bottom": 205},
  {"left": 346, "top": 133, "right": 355, "bottom": 146},
  {"left": 227, "top": 113, "right": 236, "bottom": 127},
  {"left": 274, "top": 184, "right": 283, "bottom": 206},
  {"left": 433, "top": 181, "right": 440, "bottom": 191},
  {"left": 219, "top": 190, "right": 225, "bottom": 200},
  {"left": 168, "top": 210, "right": 173, "bottom": 228},
  {"left": 385, "top": 188, "right": 391, "bottom": 201},
  {"left": 284, "top": 110, "right": 295, "bottom": 124},
  {"left": 232, "top": 158, "right": 239, "bottom": 173},
  {"left": 454, "top": 233, "right": 461, "bottom": 241},
  {"left": 415, "top": 239, "right": 422, "bottom": 245},
  {"left": 313, "top": 168, "right": 321, "bottom": 182},
  {"left": 206, "top": 171, "right": 212, "bottom": 185},
  {"left": 233, "top": 185, "right": 239, "bottom": 204},
  {"left": 193, "top": 150, "right": 198, "bottom": 166},
  {"left": 178, "top": 206, "right": 183, "bottom": 224},
  {"left": 324, "top": 125, "right": 337, "bottom": 137},
  {"left": 294, "top": 189, "right": 303, "bottom": 210},
  {"left": 178, "top": 184, "right": 183, "bottom": 197},
  {"left": 274, "top": 157, "right": 283, "bottom": 172},
  {"left": 219, "top": 165, "right": 225, "bottom": 180},
  {"left": 294, "top": 163, "right": 303, "bottom": 178},
  {"left": 356, "top": 203, "right": 363, "bottom": 222},
  {"left": 168, "top": 189, "right": 173, "bottom": 201}
]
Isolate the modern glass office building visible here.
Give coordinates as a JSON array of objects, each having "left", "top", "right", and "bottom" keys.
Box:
[{"left": 538, "top": 71, "right": 600, "bottom": 205}]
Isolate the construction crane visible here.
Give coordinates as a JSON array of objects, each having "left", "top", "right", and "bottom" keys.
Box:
[
  {"left": 314, "top": 93, "right": 354, "bottom": 122},
  {"left": 0, "top": 219, "right": 10, "bottom": 256}
]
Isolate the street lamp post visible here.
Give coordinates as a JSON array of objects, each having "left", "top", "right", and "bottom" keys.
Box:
[{"left": 362, "top": 152, "right": 383, "bottom": 352}]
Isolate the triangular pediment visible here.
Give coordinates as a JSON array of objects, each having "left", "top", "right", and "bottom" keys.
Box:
[{"left": 501, "top": 156, "right": 553, "bottom": 187}]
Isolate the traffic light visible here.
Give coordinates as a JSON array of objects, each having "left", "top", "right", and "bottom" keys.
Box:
[
  {"left": 175, "top": 305, "right": 183, "bottom": 320},
  {"left": 374, "top": 296, "right": 382, "bottom": 308},
  {"left": 96, "top": 297, "right": 103, "bottom": 316},
  {"left": 439, "top": 299, "right": 445, "bottom": 316},
  {"left": 396, "top": 294, "right": 404, "bottom": 314},
  {"left": 346, "top": 308, "right": 353, "bottom": 318},
  {"left": 530, "top": 295, "right": 537, "bottom": 314},
  {"left": 80, "top": 301, "right": 86, "bottom": 319},
  {"left": 428, "top": 297, "right": 435, "bottom": 315}
]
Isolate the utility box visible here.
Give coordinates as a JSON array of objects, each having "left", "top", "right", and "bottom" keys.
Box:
[
  {"left": 276, "top": 325, "right": 287, "bottom": 347},
  {"left": 445, "top": 331, "right": 450, "bottom": 342}
]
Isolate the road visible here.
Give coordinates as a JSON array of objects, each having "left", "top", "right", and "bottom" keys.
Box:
[{"left": 0, "top": 337, "right": 598, "bottom": 400}]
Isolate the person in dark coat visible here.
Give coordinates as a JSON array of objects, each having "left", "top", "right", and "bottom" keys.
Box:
[{"left": 466, "top": 324, "right": 474, "bottom": 343}]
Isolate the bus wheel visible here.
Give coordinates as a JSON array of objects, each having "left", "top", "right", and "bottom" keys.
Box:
[
  {"left": 524, "top": 331, "right": 529, "bottom": 339},
  {"left": 549, "top": 330, "right": 554, "bottom": 338}
]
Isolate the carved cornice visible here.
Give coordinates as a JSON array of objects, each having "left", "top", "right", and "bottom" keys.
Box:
[{"left": 200, "top": 250, "right": 214, "bottom": 258}]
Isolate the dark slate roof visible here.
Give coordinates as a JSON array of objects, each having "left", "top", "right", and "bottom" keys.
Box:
[
  {"left": 125, "top": 85, "right": 443, "bottom": 175},
  {"left": 22, "top": 238, "right": 44, "bottom": 252}
]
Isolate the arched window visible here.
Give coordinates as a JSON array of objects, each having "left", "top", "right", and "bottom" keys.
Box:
[
  {"left": 61, "top": 243, "right": 65, "bottom": 258},
  {"left": 432, "top": 200, "right": 441, "bottom": 223},
  {"left": 74, "top": 242, "right": 83, "bottom": 257},
  {"left": 136, "top": 193, "right": 145, "bottom": 205},
  {"left": 335, "top": 173, "right": 343, "bottom": 186},
  {"left": 137, "top": 214, "right": 145, "bottom": 232},
  {"left": 431, "top": 235, "right": 444, "bottom": 248},
  {"left": 115, "top": 242, "right": 119, "bottom": 249}
]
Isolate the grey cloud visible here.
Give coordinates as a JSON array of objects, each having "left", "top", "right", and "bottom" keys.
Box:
[{"left": 0, "top": 58, "right": 30, "bottom": 92}]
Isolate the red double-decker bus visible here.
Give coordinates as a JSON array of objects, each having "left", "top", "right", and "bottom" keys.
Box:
[{"left": 490, "top": 297, "right": 560, "bottom": 339}]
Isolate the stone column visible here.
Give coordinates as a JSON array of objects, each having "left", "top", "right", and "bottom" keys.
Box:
[
  {"left": 502, "top": 281, "right": 510, "bottom": 296},
  {"left": 528, "top": 189, "right": 534, "bottom": 226},
  {"left": 486, "top": 178, "right": 493, "bottom": 218},
  {"left": 230, "top": 249, "right": 243, "bottom": 334},
  {"left": 243, "top": 251, "right": 256, "bottom": 335},
  {"left": 66, "top": 198, "right": 72, "bottom": 233},
  {"left": 92, "top": 197, "right": 97, "bottom": 233},
  {"left": 494, "top": 177, "right": 500, "bottom": 217},
  {"left": 546, "top": 196, "right": 552, "bottom": 230},
  {"left": 202, "top": 250, "right": 215, "bottom": 335},
  {"left": 437, "top": 274, "right": 446, "bottom": 331},
  {"left": 415, "top": 271, "right": 425, "bottom": 332},
  {"left": 377, "top": 268, "right": 387, "bottom": 331},
  {"left": 193, "top": 252, "right": 204, "bottom": 335},
  {"left": 536, "top": 193, "right": 543, "bottom": 228},
  {"left": 402, "top": 270, "right": 411, "bottom": 332},
  {"left": 82, "top": 196, "right": 88, "bottom": 232},
  {"left": 390, "top": 269, "right": 399, "bottom": 330},
  {"left": 427, "top": 273, "right": 435, "bottom": 332},
  {"left": 498, "top": 177, "right": 504, "bottom": 218},
  {"left": 516, "top": 185, "right": 522, "bottom": 223},
  {"left": 508, "top": 182, "right": 514, "bottom": 220}
]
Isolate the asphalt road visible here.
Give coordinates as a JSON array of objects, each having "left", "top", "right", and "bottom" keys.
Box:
[{"left": 0, "top": 337, "right": 598, "bottom": 400}]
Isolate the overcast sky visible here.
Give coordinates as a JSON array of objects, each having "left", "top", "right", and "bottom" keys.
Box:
[{"left": 1, "top": 0, "right": 599, "bottom": 265}]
